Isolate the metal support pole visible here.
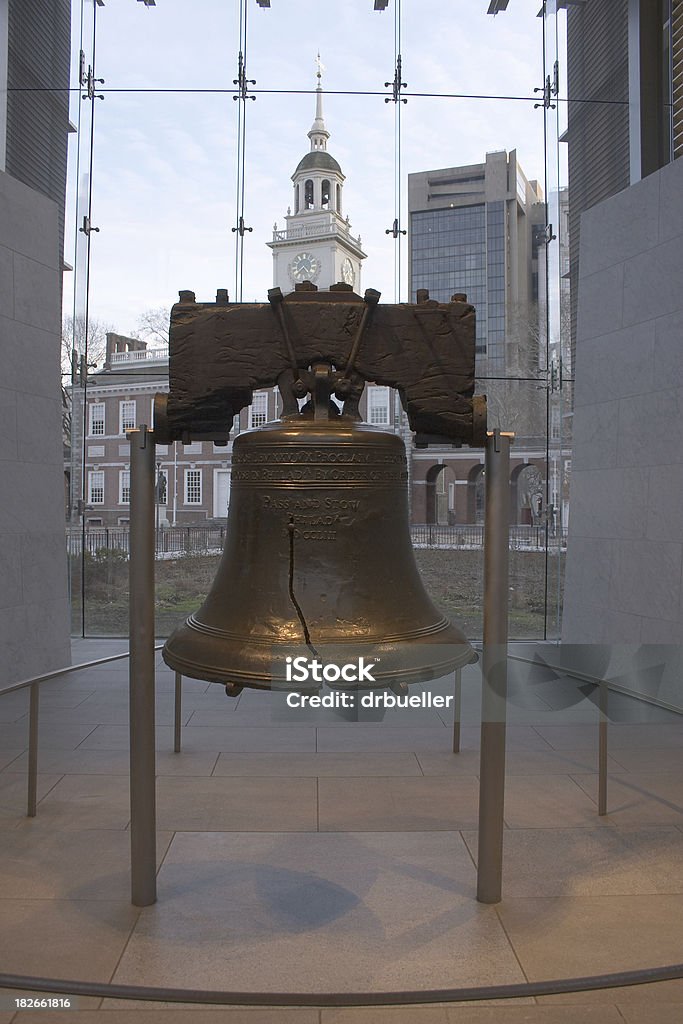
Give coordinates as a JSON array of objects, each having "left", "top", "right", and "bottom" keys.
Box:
[
  {"left": 174, "top": 672, "right": 182, "bottom": 753},
  {"left": 598, "top": 682, "right": 608, "bottom": 816},
  {"left": 477, "top": 430, "right": 513, "bottom": 905},
  {"left": 27, "top": 682, "right": 39, "bottom": 817},
  {"left": 129, "top": 425, "right": 157, "bottom": 907},
  {"left": 452, "top": 669, "right": 461, "bottom": 753}
]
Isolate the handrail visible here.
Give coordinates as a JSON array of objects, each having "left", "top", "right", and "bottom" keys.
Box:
[
  {"left": 0, "top": 646, "right": 164, "bottom": 699},
  {"left": 1, "top": 962, "right": 683, "bottom": 1006},
  {"left": 499, "top": 648, "right": 683, "bottom": 717},
  {"left": 0, "top": 645, "right": 164, "bottom": 818}
]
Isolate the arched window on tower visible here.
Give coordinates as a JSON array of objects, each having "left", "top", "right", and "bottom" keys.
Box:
[
  {"left": 321, "top": 179, "right": 331, "bottom": 210},
  {"left": 336, "top": 184, "right": 342, "bottom": 215},
  {"left": 304, "top": 179, "right": 314, "bottom": 209},
  {"left": 294, "top": 184, "right": 299, "bottom": 214}
]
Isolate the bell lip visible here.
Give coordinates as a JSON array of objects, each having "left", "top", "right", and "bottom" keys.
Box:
[
  {"left": 178, "top": 613, "right": 467, "bottom": 647},
  {"left": 162, "top": 632, "right": 477, "bottom": 689}
]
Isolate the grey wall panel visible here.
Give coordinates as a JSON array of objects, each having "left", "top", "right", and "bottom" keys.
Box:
[
  {"left": 5, "top": 0, "right": 70, "bottom": 265},
  {"left": 563, "top": 156, "right": 683, "bottom": 710},
  {"left": 0, "top": 169, "right": 71, "bottom": 687}
]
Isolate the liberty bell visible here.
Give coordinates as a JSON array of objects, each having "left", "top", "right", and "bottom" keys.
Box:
[{"left": 156, "top": 284, "right": 486, "bottom": 693}]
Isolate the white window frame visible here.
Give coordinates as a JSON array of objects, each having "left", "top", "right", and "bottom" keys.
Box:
[
  {"left": 119, "top": 399, "right": 136, "bottom": 435},
  {"left": 213, "top": 468, "right": 231, "bottom": 518},
  {"left": 182, "top": 441, "right": 202, "bottom": 454},
  {"left": 368, "top": 385, "right": 390, "bottom": 425},
  {"left": 248, "top": 391, "right": 268, "bottom": 429},
  {"left": 89, "top": 402, "right": 105, "bottom": 437},
  {"left": 184, "top": 468, "right": 202, "bottom": 505},
  {"left": 88, "top": 470, "right": 104, "bottom": 505},
  {"left": 119, "top": 469, "right": 131, "bottom": 505}
]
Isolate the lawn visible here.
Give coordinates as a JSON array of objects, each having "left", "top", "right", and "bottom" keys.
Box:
[{"left": 70, "top": 547, "right": 564, "bottom": 640}]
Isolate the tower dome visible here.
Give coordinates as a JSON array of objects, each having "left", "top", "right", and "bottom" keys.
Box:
[{"left": 267, "top": 56, "right": 366, "bottom": 294}]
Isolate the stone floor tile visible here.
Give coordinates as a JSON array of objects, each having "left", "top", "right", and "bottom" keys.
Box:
[
  {"left": 535, "top": 723, "right": 683, "bottom": 750},
  {"left": 607, "top": 747, "right": 683, "bottom": 772},
  {"left": 0, "top": 720, "right": 98, "bottom": 750},
  {"left": 497, "top": 894, "right": 683, "bottom": 982},
  {"left": 0, "top": 898, "right": 139, "bottom": 980},
  {"left": 316, "top": 726, "right": 451, "bottom": 752},
  {"left": 318, "top": 777, "right": 480, "bottom": 831},
  {"left": 38, "top": 686, "right": 98, "bottom": 704},
  {"left": 509, "top": 725, "right": 600, "bottom": 750},
  {"left": 14, "top": 773, "right": 131, "bottom": 830},
  {"left": 17, "top": 705, "right": 190, "bottom": 728},
  {"left": 502, "top": 775, "right": 610, "bottom": 828},
  {"left": 415, "top": 748, "right": 625, "bottom": 776},
  {"left": 212, "top": 752, "right": 422, "bottom": 777},
  {"left": 572, "top": 773, "right": 683, "bottom": 825},
  {"left": 618, "top": 1002, "right": 683, "bottom": 1022},
  {"left": 458, "top": 727, "right": 554, "bottom": 751},
  {"left": 198, "top": 707, "right": 448, "bottom": 728},
  {"left": 536, "top": 980, "right": 683, "bottom": 1005},
  {"left": 414, "top": 751, "right": 482, "bottom": 775},
  {"left": 73, "top": 1009, "right": 321, "bottom": 1020},
  {"left": 0, "top": 694, "right": 30, "bottom": 722},
  {"left": 0, "top": 828, "right": 173, "bottom": 899},
  {"left": 506, "top": 748, "right": 625, "bottom": 775},
  {"left": 8, "top": 748, "right": 218, "bottom": 777},
  {"left": 156, "top": 776, "right": 317, "bottom": 831},
  {"left": 0, "top": 772, "right": 62, "bottom": 826},
  {"left": 112, "top": 831, "right": 524, "bottom": 994},
  {"left": 0, "top": 748, "right": 24, "bottom": 771},
  {"left": 78, "top": 725, "right": 316, "bottom": 753},
  {"left": 462, "top": 827, "right": 683, "bottom": 896},
  {"left": 441, "top": 1008, "right": 624, "bottom": 1023},
  {"left": 321, "top": 1008, "right": 449, "bottom": 1023}
]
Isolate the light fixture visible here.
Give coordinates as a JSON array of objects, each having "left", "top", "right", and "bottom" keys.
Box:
[{"left": 487, "top": 0, "right": 510, "bottom": 13}]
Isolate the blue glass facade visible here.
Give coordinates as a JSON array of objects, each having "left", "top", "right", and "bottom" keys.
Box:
[
  {"left": 410, "top": 201, "right": 507, "bottom": 373},
  {"left": 486, "top": 201, "right": 506, "bottom": 374}
]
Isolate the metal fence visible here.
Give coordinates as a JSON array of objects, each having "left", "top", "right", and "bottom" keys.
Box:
[
  {"left": 67, "top": 523, "right": 566, "bottom": 557},
  {"left": 410, "top": 524, "right": 567, "bottom": 550},
  {"left": 66, "top": 526, "right": 226, "bottom": 557}
]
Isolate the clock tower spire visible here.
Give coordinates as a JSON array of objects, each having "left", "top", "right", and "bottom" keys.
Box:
[{"left": 267, "top": 57, "right": 366, "bottom": 293}]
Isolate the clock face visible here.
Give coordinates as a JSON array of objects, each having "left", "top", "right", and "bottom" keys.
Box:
[
  {"left": 341, "top": 258, "right": 355, "bottom": 286},
  {"left": 290, "top": 251, "right": 321, "bottom": 283}
]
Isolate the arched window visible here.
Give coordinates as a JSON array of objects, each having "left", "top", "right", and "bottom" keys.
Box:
[
  {"left": 321, "top": 179, "right": 331, "bottom": 209},
  {"left": 336, "top": 183, "right": 342, "bottom": 214},
  {"left": 294, "top": 184, "right": 299, "bottom": 214},
  {"left": 304, "top": 179, "right": 314, "bottom": 209}
]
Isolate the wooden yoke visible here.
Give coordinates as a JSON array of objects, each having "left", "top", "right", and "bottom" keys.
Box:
[{"left": 154, "top": 283, "right": 486, "bottom": 448}]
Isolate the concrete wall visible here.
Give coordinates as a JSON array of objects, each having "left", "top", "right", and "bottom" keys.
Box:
[
  {"left": 562, "top": 155, "right": 683, "bottom": 707},
  {"left": 0, "top": 169, "right": 70, "bottom": 686}
]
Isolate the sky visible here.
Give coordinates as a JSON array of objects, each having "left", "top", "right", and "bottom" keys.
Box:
[{"left": 64, "top": 0, "right": 566, "bottom": 339}]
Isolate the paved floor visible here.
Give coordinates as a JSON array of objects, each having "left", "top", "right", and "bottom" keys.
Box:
[{"left": 1, "top": 639, "right": 683, "bottom": 1022}]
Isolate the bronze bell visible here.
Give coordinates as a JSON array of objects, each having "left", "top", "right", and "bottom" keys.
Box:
[{"left": 162, "top": 370, "right": 475, "bottom": 691}]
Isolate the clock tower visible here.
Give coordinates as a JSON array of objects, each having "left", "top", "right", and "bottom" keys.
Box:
[{"left": 268, "top": 60, "right": 366, "bottom": 293}]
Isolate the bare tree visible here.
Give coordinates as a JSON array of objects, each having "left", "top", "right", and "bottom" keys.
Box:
[
  {"left": 61, "top": 314, "right": 112, "bottom": 375},
  {"left": 61, "top": 314, "right": 113, "bottom": 447},
  {"left": 134, "top": 307, "right": 170, "bottom": 347}
]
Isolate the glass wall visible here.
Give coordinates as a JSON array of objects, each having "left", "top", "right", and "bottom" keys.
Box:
[{"left": 63, "top": 0, "right": 572, "bottom": 641}]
